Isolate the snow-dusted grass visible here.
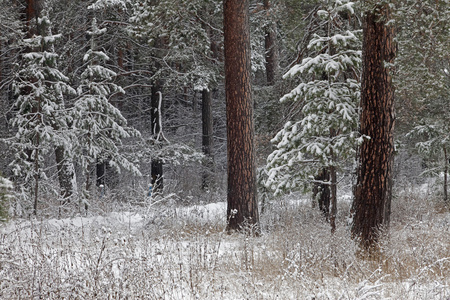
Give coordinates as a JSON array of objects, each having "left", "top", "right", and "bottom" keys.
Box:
[{"left": 1, "top": 189, "right": 449, "bottom": 299}]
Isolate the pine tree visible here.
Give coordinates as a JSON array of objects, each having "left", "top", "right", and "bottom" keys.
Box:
[
  {"left": 395, "top": 0, "right": 450, "bottom": 202},
  {"left": 128, "top": 0, "right": 221, "bottom": 97},
  {"left": 0, "top": 0, "right": 21, "bottom": 115},
  {"left": 265, "top": 0, "right": 362, "bottom": 231},
  {"left": 73, "top": 17, "right": 140, "bottom": 200},
  {"left": 10, "top": 13, "right": 76, "bottom": 214},
  {"left": 129, "top": 0, "right": 222, "bottom": 192}
]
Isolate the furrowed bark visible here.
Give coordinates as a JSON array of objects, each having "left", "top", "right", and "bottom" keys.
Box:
[
  {"left": 351, "top": 3, "right": 396, "bottom": 250},
  {"left": 224, "top": 0, "right": 259, "bottom": 233}
]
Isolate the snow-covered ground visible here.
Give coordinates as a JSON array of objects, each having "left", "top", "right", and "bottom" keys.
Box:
[{"left": 1, "top": 189, "right": 449, "bottom": 299}]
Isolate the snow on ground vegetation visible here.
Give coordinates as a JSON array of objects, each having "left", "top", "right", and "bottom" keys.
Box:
[{"left": 1, "top": 186, "right": 449, "bottom": 299}]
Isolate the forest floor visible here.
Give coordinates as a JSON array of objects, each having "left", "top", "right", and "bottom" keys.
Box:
[{"left": 1, "top": 185, "right": 449, "bottom": 299}]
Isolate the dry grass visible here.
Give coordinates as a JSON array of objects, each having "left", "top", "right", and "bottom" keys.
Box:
[{"left": 1, "top": 188, "right": 449, "bottom": 299}]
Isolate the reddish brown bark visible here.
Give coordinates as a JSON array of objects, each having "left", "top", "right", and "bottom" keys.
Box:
[
  {"left": 352, "top": 4, "right": 396, "bottom": 250},
  {"left": 224, "top": 0, "right": 259, "bottom": 232},
  {"left": 25, "top": 0, "right": 36, "bottom": 36}
]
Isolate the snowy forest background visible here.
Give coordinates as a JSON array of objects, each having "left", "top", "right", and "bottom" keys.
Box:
[{"left": 0, "top": 0, "right": 449, "bottom": 299}]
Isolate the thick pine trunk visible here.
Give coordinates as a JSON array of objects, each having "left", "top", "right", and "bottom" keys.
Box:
[
  {"left": 224, "top": 0, "right": 259, "bottom": 232},
  {"left": 351, "top": 4, "right": 396, "bottom": 250},
  {"left": 201, "top": 89, "right": 214, "bottom": 190}
]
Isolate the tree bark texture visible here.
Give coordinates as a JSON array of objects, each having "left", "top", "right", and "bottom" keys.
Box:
[
  {"left": 202, "top": 89, "right": 214, "bottom": 190},
  {"left": 351, "top": 4, "right": 396, "bottom": 250},
  {"left": 224, "top": 0, "right": 259, "bottom": 232}
]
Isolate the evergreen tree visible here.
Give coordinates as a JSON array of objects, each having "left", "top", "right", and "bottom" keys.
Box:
[
  {"left": 395, "top": 0, "right": 450, "bottom": 202},
  {"left": 129, "top": 0, "right": 222, "bottom": 193},
  {"left": 10, "top": 13, "right": 76, "bottom": 214},
  {"left": 0, "top": 0, "right": 21, "bottom": 125},
  {"left": 73, "top": 17, "right": 140, "bottom": 199},
  {"left": 265, "top": 0, "right": 362, "bottom": 231},
  {"left": 129, "top": 0, "right": 221, "bottom": 90}
]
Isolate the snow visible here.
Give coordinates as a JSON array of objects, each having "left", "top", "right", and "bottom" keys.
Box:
[
  {"left": 88, "top": 0, "right": 128, "bottom": 10},
  {"left": 1, "top": 190, "right": 449, "bottom": 299},
  {"left": 0, "top": 177, "right": 14, "bottom": 190}
]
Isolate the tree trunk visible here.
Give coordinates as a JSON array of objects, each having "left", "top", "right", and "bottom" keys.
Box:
[
  {"left": 263, "top": 0, "right": 278, "bottom": 85},
  {"left": 96, "top": 160, "right": 106, "bottom": 187},
  {"left": 33, "top": 132, "right": 39, "bottom": 215},
  {"left": 351, "top": 3, "right": 396, "bottom": 250},
  {"left": 83, "top": 164, "right": 92, "bottom": 212},
  {"left": 151, "top": 83, "right": 163, "bottom": 194},
  {"left": 25, "top": 0, "right": 39, "bottom": 38},
  {"left": 444, "top": 146, "right": 448, "bottom": 202},
  {"left": 330, "top": 165, "right": 337, "bottom": 234},
  {"left": 312, "top": 168, "right": 330, "bottom": 218},
  {"left": 0, "top": 35, "right": 2, "bottom": 85},
  {"left": 224, "top": 0, "right": 259, "bottom": 233},
  {"left": 202, "top": 88, "right": 214, "bottom": 190},
  {"left": 55, "top": 146, "right": 76, "bottom": 203},
  {"left": 384, "top": 167, "right": 393, "bottom": 227}
]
